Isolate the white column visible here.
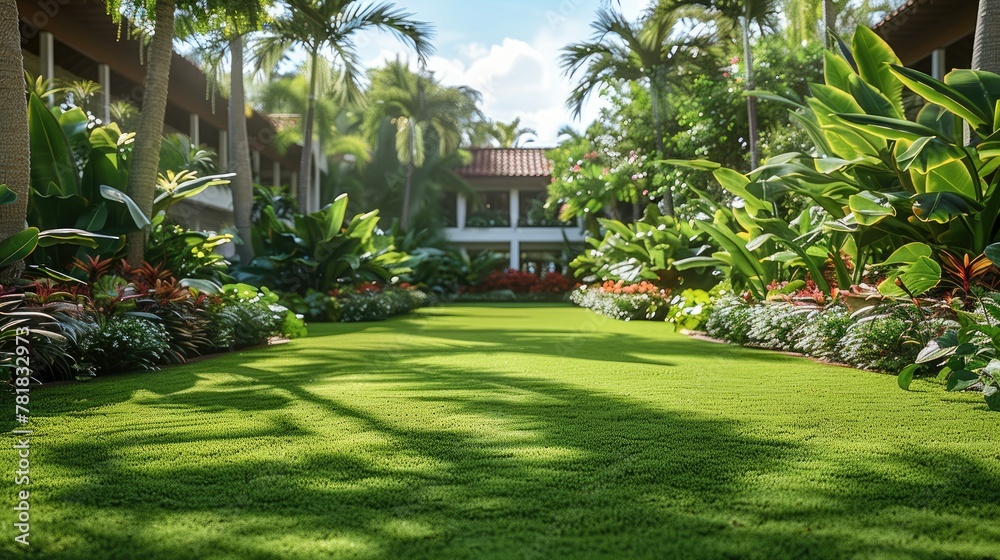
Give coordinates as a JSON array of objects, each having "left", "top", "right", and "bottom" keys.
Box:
[
  {"left": 931, "top": 48, "right": 947, "bottom": 80},
  {"left": 97, "top": 63, "right": 111, "bottom": 124},
  {"left": 509, "top": 239, "right": 520, "bottom": 270},
  {"left": 510, "top": 188, "right": 520, "bottom": 228},
  {"left": 218, "top": 130, "right": 228, "bottom": 170},
  {"left": 39, "top": 31, "right": 55, "bottom": 105},
  {"left": 189, "top": 114, "right": 200, "bottom": 146},
  {"left": 457, "top": 193, "right": 467, "bottom": 229},
  {"left": 252, "top": 150, "right": 261, "bottom": 184},
  {"left": 272, "top": 161, "right": 281, "bottom": 187}
]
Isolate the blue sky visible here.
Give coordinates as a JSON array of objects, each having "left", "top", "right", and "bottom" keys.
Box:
[{"left": 357, "top": 0, "right": 647, "bottom": 146}]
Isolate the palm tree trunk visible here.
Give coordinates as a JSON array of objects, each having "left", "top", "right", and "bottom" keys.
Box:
[
  {"left": 401, "top": 125, "right": 416, "bottom": 231},
  {"left": 228, "top": 34, "right": 255, "bottom": 264},
  {"left": 743, "top": 9, "right": 760, "bottom": 170},
  {"left": 649, "top": 74, "right": 674, "bottom": 217},
  {"left": 972, "top": 0, "right": 1000, "bottom": 74},
  {"left": 298, "top": 52, "right": 318, "bottom": 214},
  {"left": 0, "top": 0, "right": 30, "bottom": 283},
  {"left": 126, "top": 0, "right": 175, "bottom": 265},
  {"left": 966, "top": 0, "right": 1000, "bottom": 144},
  {"left": 823, "top": 0, "right": 836, "bottom": 48}
]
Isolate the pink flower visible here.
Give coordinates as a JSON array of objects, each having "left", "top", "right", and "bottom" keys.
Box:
[
  {"left": 602, "top": 168, "right": 609, "bottom": 175},
  {"left": 572, "top": 164, "right": 581, "bottom": 172},
  {"left": 730, "top": 56, "right": 739, "bottom": 64}
]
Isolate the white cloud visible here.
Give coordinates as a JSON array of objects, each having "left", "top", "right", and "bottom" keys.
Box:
[{"left": 358, "top": 0, "right": 652, "bottom": 146}]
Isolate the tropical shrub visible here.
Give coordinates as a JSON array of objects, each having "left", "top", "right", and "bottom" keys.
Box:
[
  {"left": 793, "top": 304, "right": 854, "bottom": 361},
  {"left": 75, "top": 316, "right": 171, "bottom": 374},
  {"left": 241, "top": 193, "right": 409, "bottom": 293},
  {"left": 666, "top": 288, "right": 716, "bottom": 331},
  {"left": 339, "top": 286, "right": 426, "bottom": 322},
  {"left": 671, "top": 26, "right": 1000, "bottom": 303},
  {"left": 211, "top": 283, "right": 303, "bottom": 348},
  {"left": 571, "top": 206, "right": 714, "bottom": 290},
  {"left": 903, "top": 290, "right": 1000, "bottom": 410}
]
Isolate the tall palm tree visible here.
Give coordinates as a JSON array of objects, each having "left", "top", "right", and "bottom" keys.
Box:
[
  {"left": 655, "top": 0, "right": 779, "bottom": 171},
  {"left": 363, "top": 60, "right": 481, "bottom": 229},
  {"left": 178, "top": 6, "right": 268, "bottom": 264},
  {"left": 110, "top": 0, "right": 177, "bottom": 265},
  {"left": 109, "top": 0, "right": 264, "bottom": 265},
  {"left": 0, "top": 0, "right": 30, "bottom": 283},
  {"left": 253, "top": 0, "right": 434, "bottom": 213},
  {"left": 973, "top": 0, "right": 1000, "bottom": 74},
  {"left": 491, "top": 117, "right": 537, "bottom": 147},
  {"left": 561, "top": 6, "right": 715, "bottom": 216}
]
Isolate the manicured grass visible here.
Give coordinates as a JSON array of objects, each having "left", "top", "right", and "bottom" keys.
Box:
[{"left": 3, "top": 304, "right": 1000, "bottom": 559}]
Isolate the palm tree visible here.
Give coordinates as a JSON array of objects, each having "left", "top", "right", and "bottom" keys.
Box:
[
  {"left": 973, "top": 0, "right": 1000, "bottom": 74},
  {"left": 178, "top": 7, "right": 268, "bottom": 264},
  {"left": 108, "top": 0, "right": 177, "bottom": 265},
  {"left": 253, "top": 0, "right": 434, "bottom": 213},
  {"left": 491, "top": 117, "right": 537, "bottom": 147},
  {"left": 0, "top": 0, "right": 30, "bottom": 283},
  {"left": 561, "top": 6, "right": 715, "bottom": 216},
  {"left": 363, "top": 60, "right": 481, "bottom": 229},
  {"left": 108, "top": 0, "right": 265, "bottom": 265}
]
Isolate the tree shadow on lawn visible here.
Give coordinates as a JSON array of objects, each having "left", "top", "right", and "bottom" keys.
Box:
[{"left": 17, "top": 343, "right": 1000, "bottom": 559}]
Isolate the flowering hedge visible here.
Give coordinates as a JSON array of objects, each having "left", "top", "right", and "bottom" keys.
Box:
[
  {"left": 463, "top": 269, "right": 577, "bottom": 294},
  {"left": 569, "top": 281, "right": 670, "bottom": 321}
]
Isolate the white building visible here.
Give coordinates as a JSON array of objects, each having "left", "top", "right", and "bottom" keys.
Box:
[{"left": 446, "top": 148, "right": 586, "bottom": 270}]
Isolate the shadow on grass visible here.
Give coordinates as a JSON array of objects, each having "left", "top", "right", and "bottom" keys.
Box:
[{"left": 8, "top": 307, "right": 1000, "bottom": 559}]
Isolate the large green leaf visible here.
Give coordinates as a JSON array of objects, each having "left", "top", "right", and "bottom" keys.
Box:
[
  {"left": 99, "top": 185, "right": 151, "bottom": 230},
  {"left": 896, "top": 137, "right": 965, "bottom": 173},
  {"left": 824, "top": 51, "right": 856, "bottom": 92},
  {"left": 0, "top": 184, "right": 16, "bottom": 206},
  {"left": 889, "top": 65, "right": 990, "bottom": 129},
  {"left": 712, "top": 168, "right": 769, "bottom": 215},
  {"left": 877, "top": 255, "right": 941, "bottom": 297},
  {"left": 0, "top": 228, "right": 39, "bottom": 268},
  {"left": 36, "top": 228, "right": 119, "bottom": 248},
  {"left": 942, "top": 69, "right": 1000, "bottom": 122},
  {"left": 898, "top": 363, "right": 919, "bottom": 390},
  {"left": 911, "top": 192, "right": 982, "bottom": 223},
  {"left": 852, "top": 26, "right": 905, "bottom": 117},
  {"left": 837, "top": 113, "right": 942, "bottom": 142},
  {"left": 152, "top": 172, "right": 234, "bottom": 215},
  {"left": 849, "top": 74, "right": 899, "bottom": 118},
  {"left": 946, "top": 369, "right": 980, "bottom": 392},
  {"left": 881, "top": 242, "right": 933, "bottom": 266},
  {"left": 27, "top": 93, "right": 79, "bottom": 196},
  {"left": 849, "top": 191, "right": 895, "bottom": 226}
]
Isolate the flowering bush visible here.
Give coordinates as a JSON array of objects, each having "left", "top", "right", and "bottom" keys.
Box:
[
  {"left": 76, "top": 316, "right": 171, "bottom": 374},
  {"left": 570, "top": 282, "right": 670, "bottom": 321},
  {"left": 464, "top": 269, "right": 577, "bottom": 295}
]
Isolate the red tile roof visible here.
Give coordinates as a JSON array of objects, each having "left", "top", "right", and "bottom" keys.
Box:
[{"left": 456, "top": 148, "right": 553, "bottom": 178}]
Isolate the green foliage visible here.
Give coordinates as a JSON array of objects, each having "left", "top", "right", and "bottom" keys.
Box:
[
  {"left": 339, "top": 287, "right": 426, "bottom": 322},
  {"left": 76, "top": 316, "right": 171, "bottom": 374},
  {"left": 570, "top": 206, "right": 714, "bottom": 289},
  {"left": 24, "top": 92, "right": 149, "bottom": 271},
  {"left": 908, "top": 290, "right": 1000, "bottom": 410},
  {"left": 145, "top": 213, "right": 234, "bottom": 284},
  {"left": 241, "top": 193, "right": 408, "bottom": 292},
  {"left": 667, "top": 288, "right": 716, "bottom": 331}
]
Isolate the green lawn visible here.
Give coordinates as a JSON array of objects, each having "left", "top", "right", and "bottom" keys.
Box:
[{"left": 3, "top": 304, "right": 1000, "bottom": 559}]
